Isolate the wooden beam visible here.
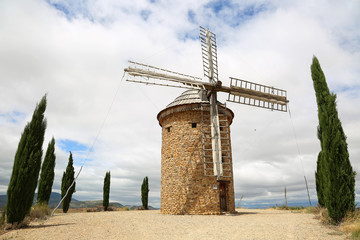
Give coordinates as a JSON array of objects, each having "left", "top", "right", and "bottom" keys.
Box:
[{"left": 230, "top": 85, "right": 288, "bottom": 103}]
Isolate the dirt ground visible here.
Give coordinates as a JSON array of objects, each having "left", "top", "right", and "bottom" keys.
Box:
[{"left": 1, "top": 209, "right": 347, "bottom": 240}]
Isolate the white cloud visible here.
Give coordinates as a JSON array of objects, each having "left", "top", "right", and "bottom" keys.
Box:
[{"left": 0, "top": 0, "right": 359, "bottom": 208}]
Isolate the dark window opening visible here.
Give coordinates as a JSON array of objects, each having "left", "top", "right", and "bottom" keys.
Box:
[
  {"left": 192, "top": 123, "right": 197, "bottom": 128},
  {"left": 221, "top": 154, "right": 226, "bottom": 163},
  {"left": 166, "top": 127, "right": 171, "bottom": 132}
]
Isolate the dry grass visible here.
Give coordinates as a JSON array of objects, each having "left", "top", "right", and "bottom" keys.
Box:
[
  {"left": 339, "top": 209, "right": 360, "bottom": 239},
  {"left": 30, "top": 203, "right": 50, "bottom": 220},
  {"left": 271, "top": 205, "right": 305, "bottom": 211},
  {"left": 86, "top": 207, "right": 99, "bottom": 212},
  {"left": 304, "top": 206, "right": 360, "bottom": 239},
  {"left": 307, "top": 206, "right": 331, "bottom": 223}
]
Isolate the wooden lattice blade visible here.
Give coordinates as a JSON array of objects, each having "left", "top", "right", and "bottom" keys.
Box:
[
  {"left": 227, "top": 77, "right": 289, "bottom": 112},
  {"left": 124, "top": 61, "right": 205, "bottom": 90},
  {"left": 200, "top": 26, "right": 219, "bottom": 83}
]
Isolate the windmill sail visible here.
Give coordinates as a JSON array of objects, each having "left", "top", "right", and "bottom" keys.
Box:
[
  {"left": 200, "top": 27, "right": 223, "bottom": 178},
  {"left": 227, "top": 77, "right": 288, "bottom": 112},
  {"left": 124, "top": 61, "right": 205, "bottom": 90},
  {"left": 200, "top": 26, "right": 218, "bottom": 83}
]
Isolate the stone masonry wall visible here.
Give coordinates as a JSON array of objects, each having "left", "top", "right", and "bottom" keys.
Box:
[{"left": 159, "top": 105, "right": 235, "bottom": 214}]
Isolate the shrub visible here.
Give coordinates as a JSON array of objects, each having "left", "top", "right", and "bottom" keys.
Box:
[
  {"left": 37, "top": 138, "right": 56, "bottom": 205},
  {"left": 103, "top": 171, "right": 110, "bottom": 211},
  {"left": 0, "top": 209, "right": 5, "bottom": 228},
  {"left": 61, "top": 152, "right": 76, "bottom": 213},
  {"left": 141, "top": 176, "right": 149, "bottom": 210},
  {"left": 107, "top": 206, "right": 116, "bottom": 211},
  {"left": 6, "top": 95, "right": 47, "bottom": 224},
  {"left": 30, "top": 203, "right": 50, "bottom": 220},
  {"left": 86, "top": 208, "right": 98, "bottom": 212},
  {"left": 311, "top": 56, "right": 355, "bottom": 223}
]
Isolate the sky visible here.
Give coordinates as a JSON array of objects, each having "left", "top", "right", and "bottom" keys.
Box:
[{"left": 0, "top": 0, "right": 359, "bottom": 208}]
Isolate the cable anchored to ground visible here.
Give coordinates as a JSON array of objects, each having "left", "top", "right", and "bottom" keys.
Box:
[{"left": 51, "top": 73, "right": 125, "bottom": 217}]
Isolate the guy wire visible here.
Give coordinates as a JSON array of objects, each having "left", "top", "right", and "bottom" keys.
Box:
[{"left": 51, "top": 72, "right": 125, "bottom": 216}]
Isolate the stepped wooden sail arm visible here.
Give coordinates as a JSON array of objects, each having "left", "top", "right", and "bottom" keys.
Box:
[
  {"left": 124, "top": 66, "right": 203, "bottom": 86},
  {"left": 124, "top": 61, "right": 208, "bottom": 90},
  {"left": 228, "top": 85, "right": 288, "bottom": 104},
  {"left": 124, "top": 64, "right": 289, "bottom": 106}
]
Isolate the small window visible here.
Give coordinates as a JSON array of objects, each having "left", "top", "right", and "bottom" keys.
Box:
[
  {"left": 192, "top": 123, "right": 197, "bottom": 128},
  {"left": 166, "top": 127, "right": 171, "bottom": 132},
  {"left": 221, "top": 154, "right": 226, "bottom": 163}
]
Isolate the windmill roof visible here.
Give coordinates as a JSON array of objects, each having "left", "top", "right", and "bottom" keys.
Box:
[
  {"left": 166, "top": 89, "right": 208, "bottom": 108},
  {"left": 157, "top": 89, "right": 234, "bottom": 126}
]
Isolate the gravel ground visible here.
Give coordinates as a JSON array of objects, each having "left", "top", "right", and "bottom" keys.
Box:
[{"left": 1, "top": 209, "right": 347, "bottom": 240}]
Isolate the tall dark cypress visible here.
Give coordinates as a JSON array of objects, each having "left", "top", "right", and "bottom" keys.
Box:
[
  {"left": 141, "top": 176, "right": 149, "bottom": 210},
  {"left": 6, "top": 95, "right": 47, "bottom": 224},
  {"left": 311, "top": 56, "right": 355, "bottom": 222},
  {"left": 103, "top": 171, "right": 111, "bottom": 211},
  {"left": 315, "top": 151, "right": 325, "bottom": 207},
  {"left": 37, "top": 137, "right": 56, "bottom": 205},
  {"left": 61, "top": 152, "right": 76, "bottom": 213}
]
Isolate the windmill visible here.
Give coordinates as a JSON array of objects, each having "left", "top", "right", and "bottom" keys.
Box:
[{"left": 124, "top": 26, "right": 288, "bottom": 214}]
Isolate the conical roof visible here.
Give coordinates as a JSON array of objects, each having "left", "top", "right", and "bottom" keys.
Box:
[
  {"left": 166, "top": 89, "right": 208, "bottom": 108},
  {"left": 157, "top": 89, "right": 234, "bottom": 126}
]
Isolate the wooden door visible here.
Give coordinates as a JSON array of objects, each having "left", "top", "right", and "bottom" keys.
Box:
[{"left": 219, "top": 182, "right": 227, "bottom": 212}]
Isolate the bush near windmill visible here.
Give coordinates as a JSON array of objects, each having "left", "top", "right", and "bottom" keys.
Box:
[
  {"left": 61, "top": 152, "right": 76, "bottom": 213},
  {"left": 103, "top": 171, "right": 111, "bottom": 211},
  {"left": 141, "top": 176, "right": 149, "bottom": 210},
  {"left": 311, "top": 56, "right": 355, "bottom": 223},
  {"left": 37, "top": 137, "right": 56, "bottom": 205},
  {"left": 6, "top": 95, "right": 47, "bottom": 224}
]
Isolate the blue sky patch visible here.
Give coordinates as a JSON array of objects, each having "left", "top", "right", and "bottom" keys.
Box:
[
  {"left": 0, "top": 111, "right": 25, "bottom": 124},
  {"left": 141, "top": 10, "right": 151, "bottom": 21},
  {"left": 338, "top": 85, "right": 360, "bottom": 98},
  {"left": 206, "top": 0, "right": 233, "bottom": 14},
  {"left": 187, "top": 10, "right": 196, "bottom": 24},
  {"left": 205, "top": 0, "right": 270, "bottom": 27},
  {"left": 46, "top": 0, "right": 93, "bottom": 21},
  {"left": 58, "top": 139, "right": 89, "bottom": 153},
  {"left": 177, "top": 28, "right": 199, "bottom": 42}
]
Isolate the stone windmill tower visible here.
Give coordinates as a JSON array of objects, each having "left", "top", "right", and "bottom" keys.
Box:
[
  {"left": 124, "top": 27, "right": 288, "bottom": 214},
  {"left": 157, "top": 89, "right": 235, "bottom": 214}
]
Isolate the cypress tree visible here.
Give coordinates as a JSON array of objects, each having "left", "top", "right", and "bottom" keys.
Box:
[
  {"left": 141, "top": 176, "right": 149, "bottom": 210},
  {"left": 311, "top": 56, "right": 355, "bottom": 222},
  {"left": 6, "top": 95, "right": 47, "bottom": 224},
  {"left": 315, "top": 150, "right": 325, "bottom": 207},
  {"left": 103, "top": 171, "right": 111, "bottom": 211},
  {"left": 37, "top": 137, "right": 56, "bottom": 205},
  {"left": 61, "top": 152, "right": 76, "bottom": 213}
]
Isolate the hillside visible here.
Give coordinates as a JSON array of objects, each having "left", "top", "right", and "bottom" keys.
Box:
[{"left": 0, "top": 192, "right": 157, "bottom": 210}]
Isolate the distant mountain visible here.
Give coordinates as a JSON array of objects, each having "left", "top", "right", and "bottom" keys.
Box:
[
  {"left": 124, "top": 205, "right": 158, "bottom": 210},
  {"left": 0, "top": 195, "right": 6, "bottom": 209},
  {"left": 239, "top": 201, "right": 318, "bottom": 209},
  {"left": 0, "top": 192, "right": 158, "bottom": 210},
  {"left": 68, "top": 200, "right": 124, "bottom": 209},
  {"left": 0, "top": 192, "right": 78, "bottom": 209}
]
